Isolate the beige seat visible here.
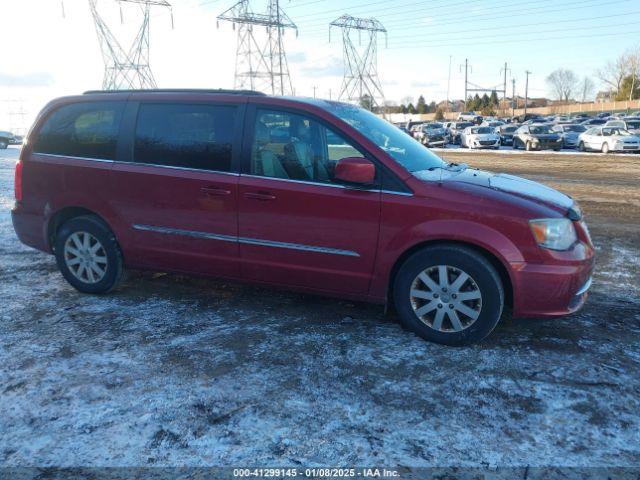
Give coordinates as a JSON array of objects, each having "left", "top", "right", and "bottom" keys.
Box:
[{"left": 253, "top": 122, "right": 288, "bottom": 179}]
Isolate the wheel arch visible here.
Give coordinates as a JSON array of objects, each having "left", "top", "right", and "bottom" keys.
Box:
[
  {"left": 387, "top": 239, "right": 514, "bottom": 310},
  {"left": 47, "top": 206, "right": 115, "bottom": 252}
]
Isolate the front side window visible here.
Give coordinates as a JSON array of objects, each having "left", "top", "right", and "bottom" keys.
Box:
[
  {"left": 251, "top": 109, "right": 364, "bottom": 184},
  {"left": 134, "top": 103, "right": 236, "bottom": 172},
  {"left": 321, "top": 102, "right": 446, "bottom": 173},
  {"left": 34, "top": 101, "right": 125, "bottom": 160}
]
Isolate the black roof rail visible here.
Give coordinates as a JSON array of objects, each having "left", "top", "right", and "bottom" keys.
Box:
[{"left": 82, "top": 88, "right": 267, "bottom": 96}]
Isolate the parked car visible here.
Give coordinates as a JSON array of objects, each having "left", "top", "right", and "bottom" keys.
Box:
[
  {"left": 497, "top": 124, "right": 519, "bottom": 146},
  {"left": 481, "top": 120, "right": 505, "bottom": 130},
  {"left": 513, "top": 124, "right": 563, "bottom": 151},
  {"left": 0, "top": 130, "right": 16, "bottom": 149},
  {"left": 11, "top": 89, "right": 595, "bottom": 346},
  {"left": 515, "top": 113, "right": 544, "bottom": 123},
  {"left": 460, "top": 126, "right": 500, "bottom": 149},
  {"left": 580, "top": 118, "right": 607, "bottom": 126},
  {"left": 552, "top": 124, "right": 587, "bottom": 149},
  {"left": 409, "top": 123, "right": 425, "bottom": 138},
  {"left": 551, "top": 115, "right": 572, "bottom": 124},
  {"left": 448, "top": 121, "right": 474, "bottom": 144},
  {"left": 457, "top": 111, "right": 483, "bottom": 123},
  {"left": 405, "top": 121, "right": 424, "bottom": 135},
  {"left": 9, "top": 135, "right": 24, "bottom": 145},
  {"left": 577, "top": 126, "right": 640, "bottom": 153},
  {"left": 413, "top": 122, "right": 447, "bottom": 147},
  {"left": 604, "top": 119, "right": 640, "bottom": 135},
  {"left": 596, "top": 112, "right": 611, "bottom": 118}
]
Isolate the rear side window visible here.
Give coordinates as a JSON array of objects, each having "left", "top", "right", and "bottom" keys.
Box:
[
  {"left": 134, "top": 103, "right": 237, "bottom": 172},
  {"left": 33, "top": 102, "right": 124, "bottom": 160}
]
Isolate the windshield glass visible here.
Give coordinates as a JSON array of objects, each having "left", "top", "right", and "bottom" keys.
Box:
[
  {"left": 626, "top": 121, "right": 640, "bottom": 129},
  {"left": 471, "top": 127, "right": 494, "bottom": 134},
  {"left": 502, "top": 126, "right": 518, "bottom": 132},
  {"left": 602, "top": 128, "right": 630, "bottom": 136},
  {"left": 530, "top": 125, "right": 554, "bottom": 134},
  {"left": 564, "top": 124, "right": 586, "bottom": 132},
  {"left": 425, "top": 123, "right": 443, "bottom": 130},
  {"left": 456, "top": 122, "right": 473, "bottom": 129},
  {"left": 325, "top": 103, "right": 446, "bottom": 172}
]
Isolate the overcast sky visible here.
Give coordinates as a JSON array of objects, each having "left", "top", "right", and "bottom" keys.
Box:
[{"left": 1, "top": 0, "right": 637, "bottom": 133}]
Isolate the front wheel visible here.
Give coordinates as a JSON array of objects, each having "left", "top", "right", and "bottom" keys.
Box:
[
  {"left": 601, "top": 142, "right": 610, "bottom": 154},
  {"left": 578, "top": 141, "right": 586, "bottom": 152},
  {"left": 0, "top": 140, "right": 8, "bottom": 149},
  {"left": 54, "top": 215, "right": 124, "bottom": 294},
  {"left": 393, "top": 245, "right": 504, "bottom": 346},
  {"left": 525, "top": 141, "right": 533, "bottom": 151}
]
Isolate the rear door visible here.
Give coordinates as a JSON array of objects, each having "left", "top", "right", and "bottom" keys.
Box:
[
  {"left": 110, "top": 99, "right": 244, "bottom": 278},
  {"left": 236, "top": 104, "right": 381, "bottom": 294}
]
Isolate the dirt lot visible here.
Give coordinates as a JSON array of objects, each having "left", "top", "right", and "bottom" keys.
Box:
[{"left": 1, "top": 146, "right": 639, "bottom": 469}]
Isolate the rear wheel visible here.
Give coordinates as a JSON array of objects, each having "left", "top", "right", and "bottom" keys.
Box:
[
  {"left": 54, "top": 215, "right": 124, "bottom": 294},
  {"left": 393, "top": 245, "right": 504, "bottom": 346},
  {"left": 601, "top": 142, "right": 610, "bottom": 154},
  {"left": 578, "top": 141, "right": 586, "bottom": 152},
  {"left": 0, "top": 140, "right": 8, "bottom": 149}
]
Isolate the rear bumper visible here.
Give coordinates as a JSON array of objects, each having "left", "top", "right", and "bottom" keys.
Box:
[
  {"left": 511, "top": 241, "right": 595, "bottom": 318},
  {"left": 11, "top": 206, "right": 50, "bottom": 253}
]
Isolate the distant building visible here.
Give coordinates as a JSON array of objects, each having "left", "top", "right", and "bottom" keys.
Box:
[{"left": 595, "top": 90, "right": 613, "bottom": 103}]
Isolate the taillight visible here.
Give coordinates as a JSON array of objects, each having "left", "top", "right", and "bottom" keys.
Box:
[{"left": 14, "top": 160, "right": 23, "bottom": 201}]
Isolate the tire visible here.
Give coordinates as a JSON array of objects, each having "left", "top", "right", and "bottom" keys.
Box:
[
  {"left": 601, "top": 142, "right": 609, "bottom": 154},
  {"left": 513, "top": 138, "right": 519, "bottom": 150},
  {"left": 0, "top": 140, "right": 7, "bottom": 149},
  {"left": 525, "top": 141, "right": 533, "bottom": 151},
  {"left": 54, "top": 215, "right": 124, "bottom": 294},
  {"left": 578, "top": 141, "right": 585, "bottom": 152},
  {"left": 393, "top": 245, "right": 504, "bottom": 346}
]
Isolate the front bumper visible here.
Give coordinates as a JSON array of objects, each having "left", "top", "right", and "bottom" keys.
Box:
[{"left": 511, "top": 240, "right": 595, "bottom": 318}]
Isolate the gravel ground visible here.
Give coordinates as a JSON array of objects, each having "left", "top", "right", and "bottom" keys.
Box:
[{"left": 1, "top": 146, "right": 639, "bottom": 468}]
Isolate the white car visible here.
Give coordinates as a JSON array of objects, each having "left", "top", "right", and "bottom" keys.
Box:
[
  {"left": 604, "top": 119, "right": 640, "bottom": 135},
  {"left": 578, "top": 126, "right": 640, "bottom": 153},
  {"left": 460, "top": 126, "right": 500, "bottom": 149}
]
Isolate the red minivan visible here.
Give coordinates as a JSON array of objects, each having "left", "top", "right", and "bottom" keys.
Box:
[{"left": 12, "top": 89, "right": 595, "bottom": 345}]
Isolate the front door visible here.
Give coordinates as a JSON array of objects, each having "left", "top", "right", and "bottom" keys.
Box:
[
  {"left": 110, "top": 101, "right": 243, "bottom": 278},
  {"left": 237, "top": 107, "right": 381, "bottom": 294}
]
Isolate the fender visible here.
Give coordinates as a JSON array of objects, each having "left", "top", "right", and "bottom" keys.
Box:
[
  {"left": 42, "top": 189, "right": 128, "bottom": 252},
  {"left": 369, "top": 218, "right": 524, "bottom": 299}
]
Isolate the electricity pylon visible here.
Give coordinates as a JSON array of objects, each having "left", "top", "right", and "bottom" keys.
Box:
[
  {"left": 89, "top": 0, "right": 172, "bottom": 90},
  {"left": 330, "top": 14, "right": 387, "bottom": 110},
  {"left": 218, "top": 0, "right": 297, "bottom": 96}
]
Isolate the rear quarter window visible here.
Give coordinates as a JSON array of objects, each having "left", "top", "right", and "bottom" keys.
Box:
[{"left": 33, "top": 101, "right": 125, "bottom": 160}]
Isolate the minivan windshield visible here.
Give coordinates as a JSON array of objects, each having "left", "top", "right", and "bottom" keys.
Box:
[{"left": 324, "top": 103, "right": 446, "bottom": 172}]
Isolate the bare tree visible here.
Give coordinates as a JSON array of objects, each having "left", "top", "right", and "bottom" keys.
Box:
[
  {"left": 625, "top": 47, "right": 640, "bottom": 101},
  {"left": 546, "top": 68, "right": 578, "bottom": 102},
  {"left": 596, "top": 54, "right": 628, "bottom": 96},
  {"left": 579, "top": 76, "right": 595, "bottom": 102}
]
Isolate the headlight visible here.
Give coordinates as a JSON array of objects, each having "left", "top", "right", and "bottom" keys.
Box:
[{"left": 529, "top": 218, "right": 577, "bottom": 250}]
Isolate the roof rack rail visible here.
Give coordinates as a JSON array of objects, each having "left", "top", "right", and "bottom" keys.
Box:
[{"left": 83, "top": 88, "right": 267, "bottom": 96}]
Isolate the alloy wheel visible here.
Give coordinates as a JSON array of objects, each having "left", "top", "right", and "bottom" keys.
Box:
[
  {"left": 409, "top": 265, "right": 482, "bottom": 332},
  {"left": 63, "top": 231, "right": 108, "bottom": 284}
]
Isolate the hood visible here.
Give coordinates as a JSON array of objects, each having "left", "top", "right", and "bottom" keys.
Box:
[
  {"left": 530, "top": 133, "right": 560, "bottom": 140},
  {"left": 469, "top": 133, "right": 498, "bottom": 140},
  {"left": 413, "top": 167, "right": 573, "bottom": 212}
]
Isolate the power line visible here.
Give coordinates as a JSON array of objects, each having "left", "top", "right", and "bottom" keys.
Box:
[{"left": 298, "top": 0, "right": 629, "bottom": 35}]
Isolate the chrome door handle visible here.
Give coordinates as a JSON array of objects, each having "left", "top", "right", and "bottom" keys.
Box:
[
  {"left": 201, "top": 186, "right": 231, "bottom": 196},
  {"left": 244, "top": 191, "right": 276, "bottom": 201}
]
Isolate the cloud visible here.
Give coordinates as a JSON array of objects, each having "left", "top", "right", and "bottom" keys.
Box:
[
  {"left": 287, "top": 52, "right": 307, "bottom": 64},
  {"left": 298, "top": 57, "right": 343, "bottom": 77},
  {"left": 0, "top": 72, "right": 55, "bottom": 87},
  {"left": 410, "top": 80, "right": 439, "bottom": 88}
]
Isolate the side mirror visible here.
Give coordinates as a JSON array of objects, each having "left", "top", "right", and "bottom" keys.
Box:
[{"left": 334, "top": 157, "right": 376, "bottom": 186}]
